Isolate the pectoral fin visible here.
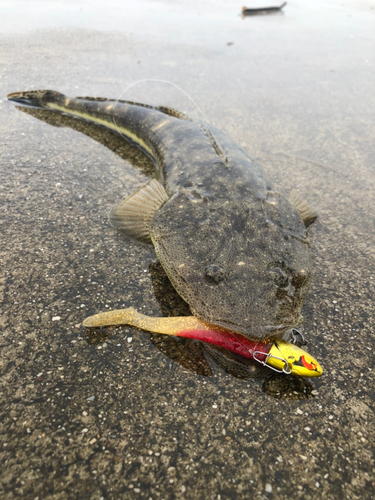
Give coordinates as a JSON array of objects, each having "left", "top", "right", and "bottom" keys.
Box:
[
  {"left": 289, "top": 189, "right": 318, "bottom": 227},
  {"left": 109, "top": 179, "right": 168, "bottom": 243}
]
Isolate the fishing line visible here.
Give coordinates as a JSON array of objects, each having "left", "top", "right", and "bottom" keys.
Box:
[{"left": 112, "top": 79, "right": 211, "bottom": 142}]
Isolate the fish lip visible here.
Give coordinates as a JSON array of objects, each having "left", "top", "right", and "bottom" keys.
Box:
[
  {"left": 262, "top": 323, "right": 297, "bottom": 334},
  {"left": 259, "top": 316, "right": 304, "bottom": 338},
  {"left": 195, "top": 314, "right": 300, "bottom": 341}
]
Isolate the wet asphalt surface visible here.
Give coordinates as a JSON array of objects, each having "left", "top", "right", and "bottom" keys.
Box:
[{"left": 1, "top": 1, "right": 374, "bottom": 499}]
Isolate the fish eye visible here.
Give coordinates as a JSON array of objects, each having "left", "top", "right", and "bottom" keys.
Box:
[
  {"left": 292, "top": 270, "right": 310, "bottom": 289},
  {"left": 204, "top": 264, "right": 226, "bottom": 285},
  {"left": 268, "top": 267, "right": 288, "bottom": 287}
]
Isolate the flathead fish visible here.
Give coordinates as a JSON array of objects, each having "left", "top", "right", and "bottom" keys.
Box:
[{"left": 7, "top": 89, "right": 318, "bottom": 343}]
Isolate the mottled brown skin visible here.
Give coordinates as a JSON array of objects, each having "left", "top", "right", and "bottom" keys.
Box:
[{"left": 7, "top": 89, "right": 312, "bottom": 340}]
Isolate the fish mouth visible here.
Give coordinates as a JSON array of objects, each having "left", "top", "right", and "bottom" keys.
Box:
[
  {"left": 197, "top": 315, "right": 303, "bottom": 341},
  {"left": 261, "top": 322, "right": 301, "bottom": 338}
]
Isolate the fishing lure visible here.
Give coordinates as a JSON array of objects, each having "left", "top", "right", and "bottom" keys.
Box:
[{"left": 83, "top": 308, "right": 323, "bottom": 377}]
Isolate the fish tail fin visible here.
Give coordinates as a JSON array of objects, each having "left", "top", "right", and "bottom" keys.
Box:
[{"left": 7, "top": 89, "right": 66, "bottom": 109}]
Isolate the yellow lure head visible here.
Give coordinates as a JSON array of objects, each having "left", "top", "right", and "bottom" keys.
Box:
[{"left": 266, "top": 339, "right": 323, "bottom": 377}]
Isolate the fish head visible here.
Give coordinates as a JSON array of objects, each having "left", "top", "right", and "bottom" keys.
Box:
[{"left": 151, "top": 190, "right": 312, "bottom": 340}]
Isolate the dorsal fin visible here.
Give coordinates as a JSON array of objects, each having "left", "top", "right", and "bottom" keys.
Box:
[
  {"left": 289, "top": 189, "right": 318, "bottom": 227},
  {"left": 76, "top": 96, "right": 193, "bottom": 121},
  {"left": 156, "top": 106, "right": 193, "bottom": 121}
]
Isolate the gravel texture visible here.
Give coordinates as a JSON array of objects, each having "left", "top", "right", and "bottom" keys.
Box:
[{"left": 1, "top": 1, "right": 374, "bottom": 499}]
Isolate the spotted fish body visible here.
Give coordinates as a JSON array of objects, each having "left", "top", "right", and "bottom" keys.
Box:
[{"left": 7, "top": 89, "right": 317, "bottom": 341}]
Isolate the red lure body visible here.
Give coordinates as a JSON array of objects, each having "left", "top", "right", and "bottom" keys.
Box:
[{"left": 176, "top": 327, "right": 272, "bottom": 361}]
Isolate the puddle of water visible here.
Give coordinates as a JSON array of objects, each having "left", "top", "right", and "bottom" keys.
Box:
[{"left": 1, "top": 1, "right": 374, "bottom": 499}]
